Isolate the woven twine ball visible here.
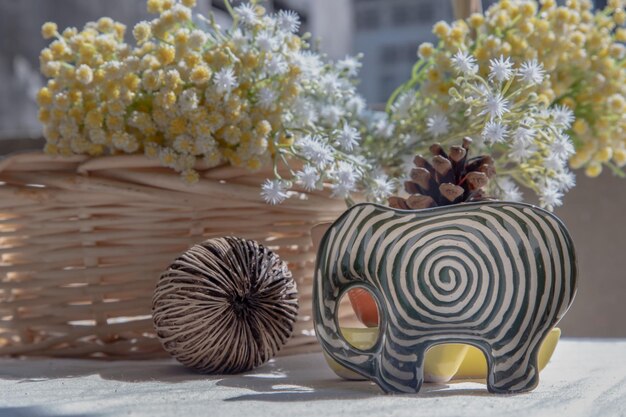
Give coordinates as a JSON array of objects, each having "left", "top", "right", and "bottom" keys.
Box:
[{"left": 152, "top": 237, "right": 298, "bottom": 373}]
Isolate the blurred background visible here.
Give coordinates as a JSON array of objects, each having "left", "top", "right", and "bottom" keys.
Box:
[{"left": 0, "top": 0, "right": 623, "bottom": 337}]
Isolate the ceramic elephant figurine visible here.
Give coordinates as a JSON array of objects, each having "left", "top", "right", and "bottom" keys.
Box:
[{"left": 313, "top": 201, "right": 577, "bottom": 394}]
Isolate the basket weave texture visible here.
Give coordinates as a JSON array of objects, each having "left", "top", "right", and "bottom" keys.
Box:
[{"left": 0, "top": 152, "right": 350, "bottom": 358}]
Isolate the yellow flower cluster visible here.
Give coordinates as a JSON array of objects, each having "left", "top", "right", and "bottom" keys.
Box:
[
  {"left": 37, "top": 0, "right": 371, "bottom": 191},
  {"left": 399, "top": 0, "right": 626, "bottom": 178}
]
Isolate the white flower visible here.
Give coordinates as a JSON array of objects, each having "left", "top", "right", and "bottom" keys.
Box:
[
  {"left": 213, "top": 67, "right": 238, "bottom": 94},
  {"left": 261, "top": 179, "right": 289, "bottom": 205},
  {"left": 371, "top": 113, "right": 394, "bottom": 138},
  {"left": 235, "top": 3, "right": 258, "bottom": 27},
  {"left": 320, "top": 72, "right": 342, "bottom": 97},
  {"left": 346, "top": 95, "right": 367, "bottom": 115},
  {"left": 295, "top": 165, "right": 320, "bottom": 191},
  {"left": 482, "top": 120, "right": 508, "bottom": 143},
  {"left": 518, "top": 59, "right": 545, "bottom": 85},
  {"left": 489, "top": 55, "right": 514, "bottom": 83},
  {"left": 291, "top": 98, "right": 317, "bottom": 125},
  {"left": 297, "top": 135, "right": 333, "bottom": 168},
  {"left": 256, "top": 31, "right": 276, "bottom": 52},
  {"left": 514, "top": 126, "right": 536, "bottom": 145},
  {"left": 554, "top": 170, "right": 576, "bottom": 191},
  {"left": 188, "top": 30, "right": 207, "bottom": 50},
  {"left": 550, "top": 133, "right": 575, "bottom": 160},
  {"left": 498, "top": 177, "right": 523, "bottom": 202},
  {"left": 551, "top": 105, "right": 575, "bottom": 129},
  {"left": 392, "top": 92, "right": 415, "bottom": 118},
  {"left": 335, "top": 123, "right": 361, "bottom": 151},
  {"left": 426, "top": 113, "right": 449, "bottom": 137},
  {"left": 481, "top": 91, "right": 510, "bottom": 120},
  {"left": 293, "top": 51, "right": 323, "bottom": 78},
  {"left": 264, "top": 55, "right": 288, "bottom": 76},
  {"left": 509, "top": 139, "right": 537, "bottom": 161},
  {"left": 539, "top": 180, "right": 564, "bottom": 210},
  {"left": 277, "top": 10, "right": 301, "bottom": 33},
  {"left": 544, "top": 154, "right": 565, "bottom": 171},
  {"left": 320, "top": 105, "right": 344, "bottom": 126},
  {"left": 330, "top": 161, "right": 360, "bottom": 187},
  {"left": 178, "top": 88, "right": 198, "bottom": 113},
  {"left": 257, "top": 87, "right": 277, "bottom": 109},
  {"left": 330, "top": 181, "right": 356, "bottom": 199},
  {"left": 451, "top": 50, "right": 477, "bottom": 74},
  {"left": 367, "top": 174, "right": 395, "bottom": 201},
  {"left": 337, "top": 55, "right": 362, "bottom": 77}
]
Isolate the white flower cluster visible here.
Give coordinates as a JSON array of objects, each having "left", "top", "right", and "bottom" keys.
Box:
[{"left": 387, "top": 52, "right": 575, "bottom": 210}]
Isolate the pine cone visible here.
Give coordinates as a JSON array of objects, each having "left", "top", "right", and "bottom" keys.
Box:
[{"left": 389, "top": 138, "right": 495, "bottom": 210}]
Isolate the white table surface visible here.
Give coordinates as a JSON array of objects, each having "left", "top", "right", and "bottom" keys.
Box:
[{"left": 0, "top": 339, "right": 625, "bottom": 417}]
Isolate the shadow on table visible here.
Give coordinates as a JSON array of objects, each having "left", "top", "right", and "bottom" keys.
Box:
[
  {"left": 0, "top": 405, "right": 102, "bottom": 417},
  {"left": 218, "top": 377, "right": 496, "bottom": 402},
  {"left": 0, "top": 356, "right": 497, "bottom": 402},
  {"left": 0, "top": 357, "right": 212, "bottom": 383}
]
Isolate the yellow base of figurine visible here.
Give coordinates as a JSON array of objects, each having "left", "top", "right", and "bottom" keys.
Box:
[{"left": 325, "top": 327, "right": 561, "bottom": 383}]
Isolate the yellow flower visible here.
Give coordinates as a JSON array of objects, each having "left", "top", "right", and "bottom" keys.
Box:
[
  {"left": 572, "top": 119, "right": 588, "bottom": 135},
  {"left": 50, "top": 40, "right": 69, "bottom": 59},
  {"left": 613, "top": 148, "right": 626, "bottom": 166},
  {"left": 519, "top": 21, "right": 534, "bottom": 35},
  {"left": 433, "top": 21, "right": 450, "bottom": 38},
  {"left": 41, "top": 22, "right": 57, "bottom": 39},
  {"left": 123, "top": 73, "right": 141, "bottom": 90},
  {"left": 189, "top": 64, "right": 212, "bottom": 85},
  {"left": 468, "top": 13, "right": 485, "bottom": 28},
  {"left": 614, "top": 8, "right": 626, "bottom": 24},
  {"left": 520, "top": 2, "right": 537, "bottom": 17},
  {"left": 169, "top": 117, "right": 187, "bottom": 136},
  {"left": 181, "top": 169, "right": 199, "bottom": 184},
  {"left": 97, "top": 17, "right": 115, "bottom": 33},
  {"left": 38, "top": 108, "right": 50, "bottom": 123},
  {"left": 585, "top": 161, "right": 602, "bottom": 177},
  {"left": 142, "top": 70, "right": 162, "bottom": 91},
  {"left": 246, "top": 157, "right": 262, "bottom": 170},
  {"left": 156, "top": 44, "right": 176, "bottom": 65},
  {"left": 133, "top": 21, "right": 151, "bottom": 43},
  {"left": 85, "top": 109, "right": 103, "bottom": 128},
  {"left": 255, "top": 120, "right": 272, "bottom": 137},
  {"left": 448, "top": 27, "right": 465, "bottom": 43},
  {"left": 593, "top": 147, "right": 613, "bottom": 163},
  {"left": 76, "top": 64, "right": 94, "bottom": 85},
  {"left": 173, "top": 4, "right": 192, "bottom": 21},
  {"left": 426, "top": 67, "right": 441, "bottom": 83},
  {"left": 147, "top": 0, "right": 163, "bottom": 13},
  {"left": 608, "top": 94, "right": 626, "bottom": 112},
  {"left": 174, "top": 29, "right": 190, "bottom": 46},
  {"left": 36, "top": 87, "right": 53, "bottom": 106},
  {"left": 418, "top": 42, "right": 435, "bottom": 59}
]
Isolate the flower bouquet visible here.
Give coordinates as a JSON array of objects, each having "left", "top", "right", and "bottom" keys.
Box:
[
  {"left": 0, "top": 0, "right": 387, "bottom": 359},
  {"left": 376, "top": 0, "right": 626, "bottom": 209}
]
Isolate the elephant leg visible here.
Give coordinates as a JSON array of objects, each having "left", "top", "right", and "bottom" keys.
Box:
[
  {"left": 486, "top": 343, "right": 540, "bottom": 394},
  {"left": 375, "top": 335, "right": 425, "bottom": 394}
]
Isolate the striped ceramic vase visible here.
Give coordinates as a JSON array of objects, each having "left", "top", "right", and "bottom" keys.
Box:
[{"left": 313, "top": 201, "right": 577, "bottom": 394}]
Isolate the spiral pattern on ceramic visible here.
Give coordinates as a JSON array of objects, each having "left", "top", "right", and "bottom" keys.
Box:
[
  {"left": 313, "top": 202, "right": 577, "bottom": 394},
  {"left": 153, "top": 237, "right": 298, "bottom": 374}
]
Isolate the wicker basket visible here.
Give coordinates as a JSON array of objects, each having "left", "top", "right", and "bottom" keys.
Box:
[{"left": 0, "top": 152, "right": 352, "bottom": 358}]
